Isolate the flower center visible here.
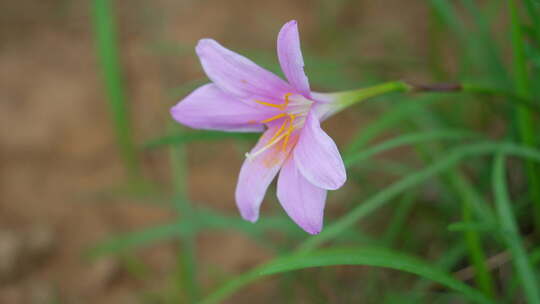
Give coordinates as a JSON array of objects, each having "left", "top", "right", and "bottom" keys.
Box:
[{"left": 245, "top": 93, "right": 313, "bottom": 161}]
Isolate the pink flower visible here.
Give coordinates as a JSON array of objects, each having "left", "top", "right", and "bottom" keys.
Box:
[{"left": 171, "top": 20, "right": 346, "bottom": 234}]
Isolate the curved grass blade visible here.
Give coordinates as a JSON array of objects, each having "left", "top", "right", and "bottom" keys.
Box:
[
  {"left": 344, "top": 95, "right": 439, "bottom": 155},
  {"left": 86, "top": 223, "right": 185, "bottom": 259},
  {"left": 299, "top": 142, "right": 540, "bottom": 252},
  {"left": 91, "top": 0, "right": 140, "bottom": 180},
  {"left": 493, "top": 153, "right": 540, "bottom": 304},
  {"left": 200, "top": 247, "right": 492, "bottom": 304},
  {"left": 345, "top": 129, "right": 479, "bottom": 167},
  {"left": 87, "top": 209, "right": 368, "bottom": 259},
  {"left": 508, "top": 0, "right": 540, "bottom": 234},
  {"left": 143, "top": 131, "right": 258, "bottom": 149}
]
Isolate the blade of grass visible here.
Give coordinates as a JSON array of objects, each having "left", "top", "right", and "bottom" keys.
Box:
[
  {"left": 86, "top": 223, "right": 187, "bottom": 259},
  {"left": 508, "top": 0, "right": 540, "bottom": 235},
  {"left": 298, "top": 141, "right": 540, "bottom": 252},
  {"left": 344, "top": 95, "right": 439, "bottom": 155},
  {"left": 493, "top": 153, "right": 540, "bottom": 304},
  {"left": 459, "top": 176, "right": 495, "bottom": 298},
  {"left": 91, "top": 0, "right": 140, "bottom": 181},
  {"left": 345, "top": 129, "right": 479, "bottom": 167},
  {"left": 169, "top": 123, "right": 199, "bottom": 302},
  {"left": 200, "top": 247, "right": 492, "bottom": 304},
  {"left": 143, "top": 131, "right": 258, "bottom": 149},
  {"left": 523, "top": 0, "right": 540, "bottom": 46},
  {"left": 382, "top": 191, "right": 417, "bottom": 246},
  {"left": 459, "top": 0, "right": 510, "bottom": 87},
  {"left": 87, "top": 205, "right": 371, "bottom": 259}
]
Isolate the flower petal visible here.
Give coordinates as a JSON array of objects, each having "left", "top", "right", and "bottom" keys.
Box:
[
  {"left": 277, "top": 20, "right": 311, "bottom": 97},
  {"left": 294, "top": 112, "right": 346, "bottom": 190},
  {"left": 170, "top": 84, "right": 268, "bottom": 132},
  {"left": 235, "top": 126, "right": 290, "bottom": 221},
  {"left": 277, "top": 155, "right": 326, "bottom": 234},
  {"left": 196, "top": 39, "right": 292, "bottom": 102},
  {"left": 311, "top": 92, "right": 343, "bottom": 122}
]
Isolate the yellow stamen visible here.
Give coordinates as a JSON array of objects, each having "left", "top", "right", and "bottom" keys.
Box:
[
  {"left": 281, "top": 128, "right": 293, "bottom": 151},
  {"left": 254, "top": 100, "right": 285, "bottom": 109},
  {"left": 283, "top": 92, "right": 293, "bottom": 107},
  {"left": 268, "top": 119, "right": 289, "bottom": 143},
  {"left": 281, "top": 114, "right": 296, "bottom": 151},
  {"left": 261, "top": 113, "right": 286, "bottom": 123},
  {"left": 254, "top": 93, "right": 294, "bottom": 110}
]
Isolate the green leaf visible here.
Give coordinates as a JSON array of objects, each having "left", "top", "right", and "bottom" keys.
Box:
[{"left": 200, "top": 247, "right": 492, "bottom": 304}]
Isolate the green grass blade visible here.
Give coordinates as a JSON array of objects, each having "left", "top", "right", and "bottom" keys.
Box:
[
  {"left": 524, "top": 0, "right": 540, "bottom": 47},
  {"left": 200, "top": 247, "right": 492, "bottom": 304},
  {"left": 168, "top": 123, "right": 199, "bottom": 302},
  {"left": 460, "top": 181, "right": 495, "bottom": 298},
  {"left": 299, "top": 141, "right": 540, "bottom": 252},
  {"left": 143, "top": 131, "right": 258, "bottom": 149},
  {"left": 86, "top": 223, "right": 184, "bottom": 259},
  {"left": 493, "top": 153, "right": 540, "bottom": 304},
  {"left": 508, "top": 0, "right": 540, "bottom": 234},
  {"left": 429, "top": 0, "right": 508, "bottom": 86},
  {"left": 344, "top": 96, "right": 438, "bottom": 155},
  {"left": 382, "top": 191, "right": 417, "bottom": 246},
  {"left": 91, "top": 0, "right": 140, "bottom": 180},
  {"left": 345, "top": 129, "right": 479, "bottom": 167},
  {"left": 459, "top": 0, "right": 510, "bottom": 87}
]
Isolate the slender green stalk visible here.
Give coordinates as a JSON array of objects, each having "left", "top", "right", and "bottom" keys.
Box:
[
  {"left": 523, "top": 0, "right": 540, "bottom": 46},
  {"left": 169, "top": 123, "right": 199, "bottom": 302},
  {"left": 382, "top": 191, "right": 417, "bottom": 246},
  {"left": 427, "top": 5, "right": 447, "bottom": 80},
  {"left": 448, "top": 173, "right": 495, "bottom": 298},
  {"left": 493, "top": 154, "right": 540, "bottom": 304},
  {"left": 460, "top": 0, "right": 510, "bottom": 87},
  {"left": 91, "top": 0, "right": 140, "bottom": 180},
  {"left": 508, "top": 0, "right": 540, "bottom": 234}
]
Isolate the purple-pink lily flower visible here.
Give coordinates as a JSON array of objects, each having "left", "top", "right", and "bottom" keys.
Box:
[{"left": 171, "top": 20, "right": 346, "bottom": 234}]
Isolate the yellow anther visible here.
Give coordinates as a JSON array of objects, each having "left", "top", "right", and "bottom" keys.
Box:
[
  {"left": 254, "top": 93, "right": 294, "bottom": 111},
  {"left": 261, "top": 113, "right": 286, "bottom": 123},
  {"left": 254, "top": 100, "right": 286, "bottom": 109}
]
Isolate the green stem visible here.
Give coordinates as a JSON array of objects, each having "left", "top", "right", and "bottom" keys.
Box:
[
  {"left": 523, "top": 0, "right": 540, "bottom": 47},
  {"left": 493, "top": 154, "right": 540, "bottom": 304},
  {"left": 91, "top": 0, "right": 140, "bottom": 181},
  {"left": 451, "top": 173, "right": 495, "bottom": 298},
  {"left": 169, "top": 123, "right": 199, "bottom": 302},
  {"left": 333, "top": 80, "right": 540, "bottom": 117},
  {"left": 508, "top": 0, "right": 540, "bottom": 235}
]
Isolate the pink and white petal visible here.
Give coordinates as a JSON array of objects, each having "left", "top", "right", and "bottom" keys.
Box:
[
  {"left": 294, "top": 112, "right": 346, "bottom": 190},
  {"left": 235, "top": 127, "right": 290, "bottom": 222},
  {"left": 277, "top": 20, "right": 311, "bottom": 97},
  {"left": 196, "top": 39, "right": 292, "bottom": 102},
  {"left": 277, "top": 155, "right": 326, "bottom": 234},
  {"left": 171, "top": 84, "right": 269, "bottom": 132},
  {"left": 310, "top": 94, "right": 342, "bottom": 122}
]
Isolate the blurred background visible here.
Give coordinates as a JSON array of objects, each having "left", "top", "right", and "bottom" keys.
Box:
[{"left": 1, "top": 0, "right": 539, "bottom": 303}]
